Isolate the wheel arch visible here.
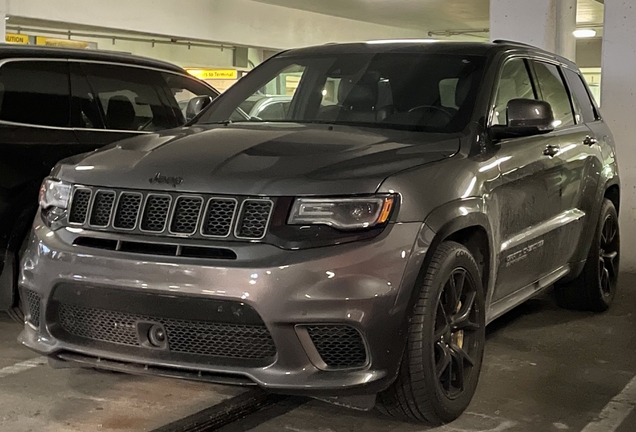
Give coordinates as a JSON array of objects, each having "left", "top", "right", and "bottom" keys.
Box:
[
  {"left": 425, "top": 206, "right": 494, "bottom": 300},
  {"left": 604, "top": 182, "right": 620, "bottom": 214}
]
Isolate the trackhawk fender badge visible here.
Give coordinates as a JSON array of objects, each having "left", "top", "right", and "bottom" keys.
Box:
[
  {"left": 149, "top": 173, "right": 183, "bottom": 187},
  {"left": 505, "top": 240, "right": 545, "bottom": 267}
]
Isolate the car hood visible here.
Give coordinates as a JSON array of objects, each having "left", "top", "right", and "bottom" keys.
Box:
[{"left": 55, "top": 123, "right": 459, "bottom": 196}]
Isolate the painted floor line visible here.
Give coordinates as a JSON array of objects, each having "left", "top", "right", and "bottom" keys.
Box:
[
  {"left": 580, "top": 374, "right": 636, "bottom": 432},
  {"left": 0, "top": 357, "right": 46, "bottom": 379}
]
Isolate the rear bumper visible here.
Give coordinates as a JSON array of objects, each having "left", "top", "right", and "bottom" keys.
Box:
[{"left": 19, "top": 220, "right": 428, "bottom": 396}]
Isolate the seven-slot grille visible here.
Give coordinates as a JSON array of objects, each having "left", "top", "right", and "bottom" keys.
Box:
[{"left": 68, "top": 187, "right": 273, "bottom": 240}]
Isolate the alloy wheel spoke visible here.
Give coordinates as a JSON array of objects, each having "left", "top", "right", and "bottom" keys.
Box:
[
  {"left": 452, "top": 292, "right": 478, "bottom": 332},
  {"left": 450, "top": 348, "right": 466, "bottom": 391},
  {"left": 436, "top": 341, "right": 452, "bottom": 379},
  {"left": 603, "top": 251, "right": 618, "bottom": 276},
  {"left": 447, "top": 269, "right": 465, "bottom": 313},
  {"left": 450, "top": 343, "right": 475, "bottom": 367},
  {"left": 434, "top": 323, "right": 450, "bottom": 342}
]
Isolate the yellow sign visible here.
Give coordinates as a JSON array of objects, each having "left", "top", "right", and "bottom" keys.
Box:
[
  {"left": 186, "top": 69, "right": 238, "bottom": 80},
  {"left": 6, "top": 33, "right": 29, "bottom": 44},
  {"left": 35, "top": 36, "right": 89, "bottom": 49}
]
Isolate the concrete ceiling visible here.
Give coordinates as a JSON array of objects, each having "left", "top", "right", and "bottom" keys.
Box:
[{"left": 254, "top": 0, "right": 603, "bottom": 33}]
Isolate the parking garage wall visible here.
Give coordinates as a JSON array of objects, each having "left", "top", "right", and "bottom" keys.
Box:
[{"left": 8, "top": 0, "right": 428, "bottom": 50}]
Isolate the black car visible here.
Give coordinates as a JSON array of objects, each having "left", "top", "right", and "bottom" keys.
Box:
[
  {"left": 0, "top": 45, "right": 219, "bottom": 318},
  {"left": 20, "top": 40, "right": 619, "bottom": 425}
]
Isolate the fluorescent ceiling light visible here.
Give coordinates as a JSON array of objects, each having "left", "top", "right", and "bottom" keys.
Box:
[
  {"left": 366, "top": 39, "right": 437, "bottom": 44},
  {"left": 573, "top": 29, "right": 597, "bottom": 38}
]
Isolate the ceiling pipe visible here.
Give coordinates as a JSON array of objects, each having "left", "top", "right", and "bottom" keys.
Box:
[{"left": 6, "top": 25, "right": 235, "bottom": 51}]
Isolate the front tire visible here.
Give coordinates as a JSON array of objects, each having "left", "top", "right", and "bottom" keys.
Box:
[
  {"left": 555, "top": 198, "right": 620, "bottom": 312},
  {"left": 377, "top": 241, "right": 486, "bottom": 425}
]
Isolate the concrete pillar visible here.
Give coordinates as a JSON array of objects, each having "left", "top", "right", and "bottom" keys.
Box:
[
  {"left": 490, "top": 0, "right": 577, "bottom": 60},
  {"left": 601, "top": 0, "right": 636, "bottom": 272},
  {"left": 0, "top": 0, "right": 6, "bottom": 43}
]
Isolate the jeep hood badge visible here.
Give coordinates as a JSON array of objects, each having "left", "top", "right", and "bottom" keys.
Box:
[{"left": 149, "top": 173, "right": 183, "bottom": 187}]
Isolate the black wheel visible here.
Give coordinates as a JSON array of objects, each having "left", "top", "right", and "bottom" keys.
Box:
[
  {"left": 377, "top": 241, "right": 486, "bottom": 425},
  {"left": 555, "top": 199, "right": 620, "bottom": 312}
]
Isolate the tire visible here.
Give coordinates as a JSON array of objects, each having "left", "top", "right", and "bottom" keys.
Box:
[
  {"left": 555, "top": 199, "right": 620, "bottom": 312},
  {"left": 377, "top": 241, "right": 486, "bottom": 425}
]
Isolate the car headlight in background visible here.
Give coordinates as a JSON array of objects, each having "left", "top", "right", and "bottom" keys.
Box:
[
  {"left": 39, "top": 178, "right": 71, "bottom": 227},
  {"left": 288, "top": 196, "right": 394, "bottom": 230}
]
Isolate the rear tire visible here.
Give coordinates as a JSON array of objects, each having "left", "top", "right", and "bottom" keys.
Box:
[
  {"left": 555, "top": 198, "right": 620, "bottom": 312},
  {"left": 377, "top": 241, "right": 486, "bottom": 425}
]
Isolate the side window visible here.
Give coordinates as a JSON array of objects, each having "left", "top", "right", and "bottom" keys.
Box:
[
  {"left": 563, "top": 68, "right": 597, "bottom": 123},
  {"left": 70, "top": 63, "right": 103, "bottom": 129},
  {"left": 0, "top": 61, "right": 70, "bottom": 127},
  {"left": 531, "top": 62, "right": 575, "bottom": 129},
  {"left": 256, "top": 102, "right": 286, "bottom": 120},
  {"left": 161, "top": 73, "right": 218, "bottom": 122},
  {"left": 492, "top": 59, "right": 536, "bottom": 126},
  {"left": 80, "top": 63, "right": 179, "bottom": 131}
]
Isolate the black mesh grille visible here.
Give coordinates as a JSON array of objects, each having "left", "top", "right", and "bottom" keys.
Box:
[
  {"left": 114, "top": 193, "right": 142, "bottom": 229},
  {"left": 89, "top": 191, "right": 115, "bottom": 227},
  {"left": 69, "top": 189, "right": 91, "bottom": 224},
  {"left": 58, "top": 303, "right": 276, "bottom": 360},
  {"left": 141, "top": 195, "right": 171, "bottom": 232},
  {"left": 237, "top": 200, "right": 272, "bottom": 239},
  {"left": 66, "top": 187, "right": 274, "bottom": 240},
  {"left": 23, "top": 289, "right": 41, "bottom": 327},
  {"left": 170, "top": 197, "right": 203, "bottom": 234},
  {"left": 202, "top": 199, "right": 237, "bottom": 237},
  {"left": 306, "top": 325, "right": 367, "bottom": 368}
]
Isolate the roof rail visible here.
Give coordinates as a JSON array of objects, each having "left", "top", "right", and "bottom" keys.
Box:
[{"left": 492, "top": 39, "right": 538, "bottom": 48}]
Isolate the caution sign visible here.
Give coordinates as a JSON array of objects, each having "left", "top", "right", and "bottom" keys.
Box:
[
  {"left": 186, "top": 69, "right": 238, "bottom": 80},
  {"left": 6, "top": 33, "right": 29, "bottom": 44},
  {"left": 35, "top": 36, "right": 89, "bottom": 49}
]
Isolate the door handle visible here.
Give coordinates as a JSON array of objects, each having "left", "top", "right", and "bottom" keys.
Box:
[
  {"left": 583, "top": 135, "right": 598, "bottom": 146},
  {"left": 543, "top": 144, "right": 560, "bottom": 157}
]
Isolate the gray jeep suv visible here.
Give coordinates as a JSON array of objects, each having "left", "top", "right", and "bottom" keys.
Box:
[{"left": 19, "top": 40, "right": 620, "bottom": 425}]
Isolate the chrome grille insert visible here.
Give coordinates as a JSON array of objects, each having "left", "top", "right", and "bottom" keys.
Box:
[
  {"left": 201, "top": 198, "right": 237, "bottom": 237},
  {"left": 113, "top": 193, "right": 142, "bottom": 230},
  {"left": 236, "top": 200, "right": 273, "bottom": 239},
  {"left": 89, "top": 191, "right": 115, "bottom": 227},
  {"left": 170, "top": 196, "right": 203, "bottom": 235},
  {"left": 140, "top": 194, "right": 172, "bottom": 232},
  {"left": 69, "top": 188, "right": 91, "bottom": 224}
]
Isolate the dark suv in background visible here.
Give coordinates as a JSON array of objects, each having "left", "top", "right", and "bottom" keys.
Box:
[
  {"left": 20, "top": 40, "right": 619, "bottom": 425},
  {"left": 0, "top": 45, "right": 219, "bottom": 317}
]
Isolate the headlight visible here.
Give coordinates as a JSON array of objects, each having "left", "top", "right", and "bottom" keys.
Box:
[
  {"left": 288, "top": 196, "right": 394, "bottom": 230},
  {"left": 39, "top": 178, "right": 71, "bottom": 210}
]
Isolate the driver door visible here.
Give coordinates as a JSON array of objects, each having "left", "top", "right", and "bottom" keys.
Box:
[{"left": 490, "top": 57, "right": 571, "bottom": 302}]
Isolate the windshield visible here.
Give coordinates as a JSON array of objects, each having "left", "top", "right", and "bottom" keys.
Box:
[{"left": 197, "top": 52, "right": 485, "bottom": 132}]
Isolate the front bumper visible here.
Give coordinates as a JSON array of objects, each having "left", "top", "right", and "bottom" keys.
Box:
[{"left": 19, "top": 219, "right": 427, "bottom": 396}]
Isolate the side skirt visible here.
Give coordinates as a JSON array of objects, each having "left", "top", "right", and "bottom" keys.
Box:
[{"left": 486, "top": 264, "right": 571, "bottom": 324}]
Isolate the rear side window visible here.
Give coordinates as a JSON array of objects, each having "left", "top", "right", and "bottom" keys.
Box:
[
  {"left": 80, "top": 63, "right": 179, "bottom": 131},
  {"left": 563, "top": 68, "right": 597, "bottom": 123},
  {"left": 0, "top": 61, "right": 70, "bottom": 127},
  {"left": 492, "top": 58, "right": 536, "bottom": 126},
  {"left": 531, "top": 62, "right": 575, "bottom": 129}
]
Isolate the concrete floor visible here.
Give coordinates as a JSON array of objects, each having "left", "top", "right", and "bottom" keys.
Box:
[{"left": 1, "top": 275, "right": 636, "bottom": 432}]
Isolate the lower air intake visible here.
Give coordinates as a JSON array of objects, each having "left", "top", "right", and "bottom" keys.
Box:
[
  {"left": 306, "top": 325, "right": 367, "bottom": 369},
  {"left": 22, "top": 289, "right": 41, "bottom": 327}
]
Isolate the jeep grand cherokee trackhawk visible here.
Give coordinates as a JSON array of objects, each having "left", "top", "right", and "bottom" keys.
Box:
[{"left": 19, "top": 40, "right": 620, "bottom": 425}]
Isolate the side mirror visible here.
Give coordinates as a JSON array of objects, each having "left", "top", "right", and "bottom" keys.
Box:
[
  {"left": 490, "top": 98, "right": 555, "bottom": 140},
  {"left": 185, "top": 96, "right": 213, "bottom": 121}
]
